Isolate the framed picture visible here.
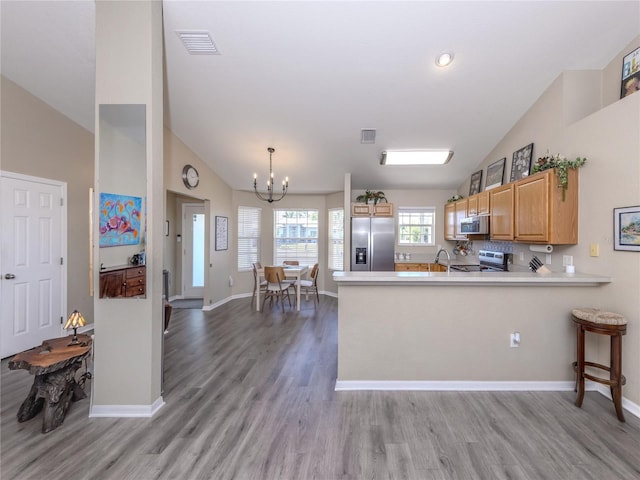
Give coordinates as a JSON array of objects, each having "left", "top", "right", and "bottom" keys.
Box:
[
  {"left": 621, "top": 46, "right": 640, "bottom": 99},
  {"left": 509, "top": 143, "right": 534, "bottom": 182},
  {"left": 614, "top": 206, "right": 640, "bottom": 251},
  {"left": 485, "top": 158, "right": 506, "bottom": 190},
  {"left": 469, "top": 170, "right": 482, "bottom": 196},
  {"left": 215, "top": 216, "right": 228, "bottom": 251},
  {"left": 99, "top": 192, "right": 142, "bottom": 247}
]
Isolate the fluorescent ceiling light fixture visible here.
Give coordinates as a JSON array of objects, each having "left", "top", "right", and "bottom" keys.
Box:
[
  {"left": 435, "top": 52, "right": 454, "bottom": 67},
  {"left": 381, "top": 150, "right": 454, "bottom": 165}
]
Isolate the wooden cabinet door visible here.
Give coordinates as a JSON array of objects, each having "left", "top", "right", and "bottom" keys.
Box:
[
  {"left": 477, "top": 191, "right": 490, "bottom": 214},
  {"left": 99, "top": 270, "right": 125, "bottom": 298},
  {"left": 467, "top": 194, "right": 478, "bottom": 216},
  {"left": 454, "top": 199, "right": 468, "bottom": 238},
  {"left": 395, "top": 263, "right": 421, "bottom": 271},
  {"left": 515, "top": 172, "right": 549, "bottom": 242},
  {"left": 444, "top": 203, "right": 456, "bottom": 240},
  {"left": 489, "top": 184, "right": 514, "bottom": 240}
]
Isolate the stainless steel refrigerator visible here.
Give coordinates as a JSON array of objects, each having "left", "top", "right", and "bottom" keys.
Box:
[{"left": 351, "top": 217, "right": 395, "bottom": 271}]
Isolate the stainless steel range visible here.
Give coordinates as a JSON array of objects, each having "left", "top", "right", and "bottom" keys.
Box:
[{"left": 450, "top": 250, "right": 510, "bottom": 272}]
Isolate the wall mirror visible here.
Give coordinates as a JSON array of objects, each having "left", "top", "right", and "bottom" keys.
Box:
[{"left": 98, "top": 104, "right": 147, "bottom": 298}]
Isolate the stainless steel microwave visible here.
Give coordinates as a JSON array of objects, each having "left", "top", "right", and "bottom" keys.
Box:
[{"left": 460, "top": 216, "right": 489, "bottom": 234}]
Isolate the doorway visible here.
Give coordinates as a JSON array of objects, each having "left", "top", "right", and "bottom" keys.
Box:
[
  {"left": 182, "top": 203, "right": 205, "bottom": 299},
  {"left": 0, "top": 173, "right": 66, "bottom": 358}
]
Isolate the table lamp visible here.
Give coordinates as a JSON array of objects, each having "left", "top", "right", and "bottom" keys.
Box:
[{"left": 63, "top": 310, "right": 86, "bottom": 345}]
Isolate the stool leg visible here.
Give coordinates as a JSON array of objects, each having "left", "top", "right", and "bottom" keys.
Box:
[
  {"left": 575, "top": 325, "right": 585, "bottom": 408},
  {"left": 611, "top": 334, "right": 625, "bottom": 422}
]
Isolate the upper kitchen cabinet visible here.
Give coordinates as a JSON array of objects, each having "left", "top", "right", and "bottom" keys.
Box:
[
  {"left": 455, "top": 198, "right": 468, "bottom": 239},
  {"left": 467, "top": 191, "right": 490, "bottom": 216},
  {"left": 444, "top": 202, "right": 456, "bottom": 240},
  {"left": 514, "top": 168, "right": 578, "bottom": 244},
  {"left": 489, "top": 184, "right": 514, "bottom": 241}
]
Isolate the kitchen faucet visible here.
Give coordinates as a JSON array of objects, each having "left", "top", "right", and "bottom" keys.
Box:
[{"left": 434, "top": 248, "right": 451, "bottom": 272}]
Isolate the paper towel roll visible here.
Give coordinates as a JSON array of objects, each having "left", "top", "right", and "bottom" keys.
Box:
[{"left": 529, "top": 244, "right": 553, "bottom": 253}]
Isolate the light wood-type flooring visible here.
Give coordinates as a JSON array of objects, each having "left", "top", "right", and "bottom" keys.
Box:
[{"left": 2, "top": 296, "right": 640, "bottom": 479}]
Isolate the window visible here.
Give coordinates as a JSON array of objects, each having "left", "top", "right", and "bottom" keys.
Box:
[
  {"left": 328, "top": 208, "right": 344, "bottom": 270},
  {"left": 274, "top": 209, "right": 318, "bottom": 266},
  {"left": 398, "top": 207, "right": 435, "bottom": 245},
  {"left": 238, "top": 206, "right": 261, "bottom": 271}
]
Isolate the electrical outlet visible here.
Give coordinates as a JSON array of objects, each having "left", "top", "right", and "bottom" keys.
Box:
[
  {"left": 510, "top": 332, "right": 521, "bottom": 348},
  {"left": 545, "top": 254, "right": 552, "bottom": 264},
  {"left": 562, "top": 255, "right": 573, "bottom": 266},
  {"left": 519, "top": 252, "right": 524, "bottom": 262},
  {"left": 590, "top": 243, "right": 599, "bottom": 257}
]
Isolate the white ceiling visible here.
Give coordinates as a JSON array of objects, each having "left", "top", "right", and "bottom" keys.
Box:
[{"left": 2, "top": 1, "right": 639, "bottom": 194}]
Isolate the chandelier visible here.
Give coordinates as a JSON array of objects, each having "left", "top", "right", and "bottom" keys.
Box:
[{"left": 253, "top": 147, "right": 288, "bottom": 203}]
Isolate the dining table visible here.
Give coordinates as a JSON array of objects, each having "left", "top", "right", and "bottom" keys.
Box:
[{"left": 256, "top": 265, "right": 309, "bottom": 312}]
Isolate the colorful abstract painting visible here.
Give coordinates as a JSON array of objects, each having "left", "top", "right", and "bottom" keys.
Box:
[{"left": 99, "top": 193, "right": 142, "bottom": 247}]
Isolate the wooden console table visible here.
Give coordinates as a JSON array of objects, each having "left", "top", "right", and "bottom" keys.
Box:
[{"left": 8, "top": 334, "right": 92, "bottom": 433}]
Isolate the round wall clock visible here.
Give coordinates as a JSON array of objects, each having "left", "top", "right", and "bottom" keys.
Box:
[{"left": 182, "top": 164, "right": 199, "bottom": 189}]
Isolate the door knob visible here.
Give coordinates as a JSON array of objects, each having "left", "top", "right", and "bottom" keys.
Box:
[{"left": 4, "top": 273, "right": 16, "bottom": 279}]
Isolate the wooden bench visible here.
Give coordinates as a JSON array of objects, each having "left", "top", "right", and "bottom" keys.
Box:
[{"left": 8, "top": 334, "right": 92, "bottom": 433}]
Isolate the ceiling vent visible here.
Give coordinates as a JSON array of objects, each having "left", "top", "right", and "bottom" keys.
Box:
[
  {"left": 176, "top": 30, "right": 220, "bottom": 55},
  {"left": 360, "top": 129, "right": 376, "bottom": 144}
]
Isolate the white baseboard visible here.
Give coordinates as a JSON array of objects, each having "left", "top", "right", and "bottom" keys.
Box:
[
  {"left": 334, "top": 380, "right": 580, "bottom": 392},
  {"left": 89, "top": 396, "right": 164, "bottom": 418},
  {"left": 202, "top": 296, "right": 234, "bottom": 311},
  {"left": 334, "top": 380, "right": 639, "bottom": 419}
]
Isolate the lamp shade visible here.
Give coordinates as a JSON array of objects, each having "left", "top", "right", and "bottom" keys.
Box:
[{"left": 64, "top": 310, "right": 86, "bottom": 330}]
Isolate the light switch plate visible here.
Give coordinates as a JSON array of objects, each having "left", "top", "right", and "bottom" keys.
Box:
[{"left": 590, "top": 243, "right": 599, "bottom": 257}]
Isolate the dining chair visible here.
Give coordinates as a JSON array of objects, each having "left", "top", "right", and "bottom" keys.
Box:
[
  {"left": 251, "top": 262, "right": 268, "bottom": 307},
  {"left": 283, "top": 260, "right": 299, "bottom": 266},
  {"left": 298, "top": 263, "right": 320, "bottom": 305},
  {"left": 262, "top": 266, "right": 294, "bottom": 313}
]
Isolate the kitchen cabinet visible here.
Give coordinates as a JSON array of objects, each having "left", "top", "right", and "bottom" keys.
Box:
[
  {"left": 394, "top": 263, "right": 447, "bottom": 272},
  {"left": 351, "top": 203, "right": 394, "bottom": 217},
  {"left": 444, "top": 203, "right": 456, "bottom": 240},
  {"left": 467, "top": 191, "right": 489, "bottom": 216},
  {"left": 455, "top": 198, "right": 468, "bottom": 239},
  {"left": 514, "top": 168, "right": 578, "bottom": 244},
  {"left": 99, "top": 265, "right": 146, "bottom": 298},
  {"left": 477, "top": 191, "right": 490, "bottom": 214},
  {"left": 489, "top": 183, "right": 514, "bottom": 241}
]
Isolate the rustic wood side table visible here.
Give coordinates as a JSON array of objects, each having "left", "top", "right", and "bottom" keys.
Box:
[{"left": 8, "top": 334, "right": 92, "bottom": 433}]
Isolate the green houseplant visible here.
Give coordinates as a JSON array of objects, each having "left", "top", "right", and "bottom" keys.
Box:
[
  {"left": 355, "top": 190, "right": 388, "bottom": 205},
  {"left": 531, "top": 154, "right": 587, "bottom": 200}
]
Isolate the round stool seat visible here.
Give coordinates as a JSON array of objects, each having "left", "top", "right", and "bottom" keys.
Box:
[{"left": 571, "top": 307, "right": 627, "bottom": 325}]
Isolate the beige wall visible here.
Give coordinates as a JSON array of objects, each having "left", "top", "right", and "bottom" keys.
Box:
[
  {"left": 1, "top": 76, "right": 94, "bottom": 321},
  {"left": 164, "top": 128, "right": 233, "bottom": 307}
]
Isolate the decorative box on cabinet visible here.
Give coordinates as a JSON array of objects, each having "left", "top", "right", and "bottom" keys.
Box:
[
  {"left": 514, "top": 168, "right": 578, "bottom": 244},
  {"left": 99, "top": 265, "right": 146, "bottom": 298}
]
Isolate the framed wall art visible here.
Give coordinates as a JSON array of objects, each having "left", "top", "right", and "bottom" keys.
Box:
[
  {"left": 469, "top": 170, "right": 482, "bottom": 196},
  {"left": 614, "top": 206, "right": 640, "bottom": 251},
  {"left": 509, "top": 143, "right": 534, "bottom": 182},
  {"left": 99, "top": 192, "right": 142, "bottom": 247},
  {"left": 485, "top": 158, "right": 506, "bottom": 190},
  {"left": 215, "top": 216, "right": 228, "bottom": 251},
  {"left": 621, "top": 46, "right": 640, "bottom": 99}
]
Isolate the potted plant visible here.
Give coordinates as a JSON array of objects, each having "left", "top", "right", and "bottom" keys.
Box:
[
  {"left": 356, "top": 190, "right": 388, "bottom": 205},
  {"left": 531, "top": 154, "right": 587, "bottom": 200}
]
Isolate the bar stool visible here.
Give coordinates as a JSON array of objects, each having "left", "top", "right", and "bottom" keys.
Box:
[{"left": 571, "top": 307, "right": 627, "bottom": 422}]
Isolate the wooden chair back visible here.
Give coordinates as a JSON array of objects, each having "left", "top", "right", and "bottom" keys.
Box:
[
  {"left": 283, "top": 260, "right": 299, "bottom": 266},
  {"left": 264, "top": 266, "right": 285, "bottom": 284}
]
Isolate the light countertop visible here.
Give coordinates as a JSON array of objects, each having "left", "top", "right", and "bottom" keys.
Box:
[{"left": 333, "top": 270, "right": 611, "bottom": 287}]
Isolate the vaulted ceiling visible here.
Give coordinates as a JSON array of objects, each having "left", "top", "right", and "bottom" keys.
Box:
[{"left": 2, "top": 1, "right": 639, "bottom": 193}]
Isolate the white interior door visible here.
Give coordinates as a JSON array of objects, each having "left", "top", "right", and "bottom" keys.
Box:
[
  {"left": 182, "top": 203, "right": 205, "bottom": 298},
  {"left": 1, "top": 174, "right": 65, "bottom": 358}
]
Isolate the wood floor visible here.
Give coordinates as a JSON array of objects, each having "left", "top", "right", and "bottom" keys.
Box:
[{"left": 2, "top": 295, "right": 640, "bottom": 479}]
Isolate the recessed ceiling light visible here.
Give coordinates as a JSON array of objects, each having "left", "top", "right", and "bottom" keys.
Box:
[
  {"left": 380, "top": 150, "right": 454, "bottom": 166},
  {"left": 435, "top": 52, "right": 454, "bottom": 67}
]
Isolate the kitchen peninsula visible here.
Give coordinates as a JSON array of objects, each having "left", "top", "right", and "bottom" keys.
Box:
[{"left": 333, "top": 270, "right": 611, "bottom": 390}]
